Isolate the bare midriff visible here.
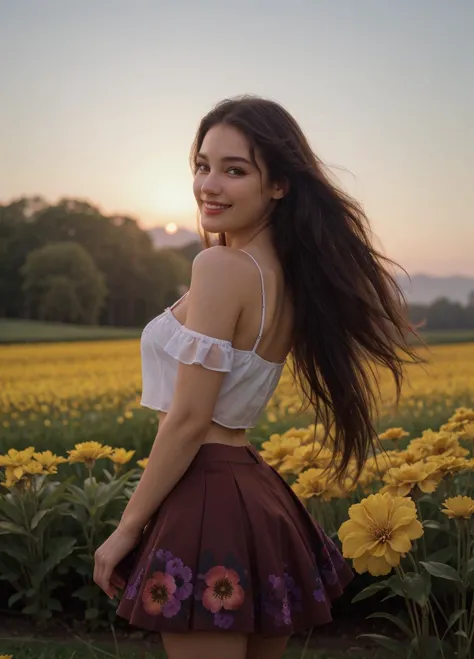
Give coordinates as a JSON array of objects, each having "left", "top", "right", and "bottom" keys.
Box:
[{"left": 157, "top": 411, "right": 252, "bottom": 447}]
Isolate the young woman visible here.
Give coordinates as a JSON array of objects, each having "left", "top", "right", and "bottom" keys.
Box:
[{"left": 93, "top": 95, "right": 420, "bottom": 659}]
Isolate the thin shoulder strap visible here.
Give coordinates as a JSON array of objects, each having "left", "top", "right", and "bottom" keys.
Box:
[
  {"left": 238, "top": 249, "right": 266, "bottom": 352},
  {"left": 169, "top": 290, "right": 189, "bottom": 310}
]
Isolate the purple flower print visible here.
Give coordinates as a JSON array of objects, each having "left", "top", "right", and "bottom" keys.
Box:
[
  {"left": 214, "top": 612, "right": 234, "bottom": 629},
  {"left": 125, "top": 567, "right": 144, "bottom": 600},
  {"left": 313, "top": 577, "right": 326, "bottom": 603},
  {"left": 156, "top": 549, "right": 174, "bottom": 564},
  {"left": 166, "top": 557, "right": 193, "bottom": 601},
  {"left": 138, "top": 549, "right": 194, "bottom": 618},
  {"left": 264, "top": 571, "right": 302, "bottom": 627}
]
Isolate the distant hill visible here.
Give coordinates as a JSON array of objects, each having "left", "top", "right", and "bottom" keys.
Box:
[
  {"left": 397, "top": 274, "right": 474, "bottom": 305},
  {"left": 147, "top": 226, "right": 200, "bottom": 249},
  {"left": 146, "top": 226, "right": 474, "bottom": 305}
]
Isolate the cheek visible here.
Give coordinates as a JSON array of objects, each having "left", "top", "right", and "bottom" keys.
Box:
[{"left": 193, "top": 178, "right": 202, "bottom": 201}]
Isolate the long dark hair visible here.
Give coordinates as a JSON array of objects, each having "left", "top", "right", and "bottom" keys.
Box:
[{"left": 189, "top": 94, "right": 425, "bottom": 480}]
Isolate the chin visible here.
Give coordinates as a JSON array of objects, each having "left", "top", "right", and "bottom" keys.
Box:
[{"left": 200, "top": 216, "right": 226, "bottom": 234}]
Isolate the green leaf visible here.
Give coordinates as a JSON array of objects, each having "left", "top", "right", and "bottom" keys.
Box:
[
  {"left": 85, "top": 607, "right": 100, "bottom": 620},
  {"left": 403, "top": 572, "right": 431, "bottom": 607},
  {"left": 0, "top": 520, "right": 30, "bottom": 536},
  {"left": 32, "top": 536, "right": 77, "bottom": 584},
  {"left": 47, "top": 597, "right": 63, "bottom": 611},
  {"left": 427, "top": 546, "right": 455, "bottom": 563},
  {"left": 73, "top": 584, "right": 98, "bottom": 601},
  {"left": 8, "top": 591, "right": 26, "bottom": 607},
  {"left": 366, "top": 612, "right": 413, "bottom": 638},
  {"left": 31, "top": 508, "right": 52, "bottom": 530},
  {"left": 22, "top": 603, "right": 39, "bottom": 615},
  {"left": 0, "top": 496, "right": 23, "bottom": 523},
  {"left": 455, "top": 630, "right": 468, "bottom": 639},
  {"left": 40, "top": 476, "right": 75, "bottom": 508},
  {"left": 351, "top": 580, "right": 389, "bottom": 603},
  {"left": 358, "top": 633, "right": 407, "bottom": 657},
  {"left": 420, "top": 561, "right": 462, "bottom": 583},
  {"left": 423, "top": 520, "right": 446, "bottom": 530},
  {"left": 387, "top": 574, "right": 406, "bottom": 597},
  {"left": 410, "top": 635, "right": 446, "bottom": 658},
  {"left": 444, "top": 609, "right": 465, "bottom": 638}
]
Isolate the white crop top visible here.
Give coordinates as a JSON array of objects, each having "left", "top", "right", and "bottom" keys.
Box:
[{"left": 140, "top": 249, "right": 286, "bottom": 429}]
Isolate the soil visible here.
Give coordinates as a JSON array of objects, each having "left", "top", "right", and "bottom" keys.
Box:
[{"left": 0, "top": 611, "right": 393, "bottom": 653}]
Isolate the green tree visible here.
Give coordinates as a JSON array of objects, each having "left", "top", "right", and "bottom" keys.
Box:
[{"left": 21, "top": 242, "right": 107, "bottom": 324}]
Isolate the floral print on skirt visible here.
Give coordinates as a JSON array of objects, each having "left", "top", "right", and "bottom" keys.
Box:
[{"left": 115, "top": 442, "right": 353, "bottom": 637}]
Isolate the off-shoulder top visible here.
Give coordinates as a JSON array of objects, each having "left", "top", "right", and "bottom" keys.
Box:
[{"left": 140, "top": 249, "right": 286, "bottom": 429}]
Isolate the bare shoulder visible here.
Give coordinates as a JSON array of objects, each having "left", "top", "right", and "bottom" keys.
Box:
[
  {"left": 191, "top": 246, "right": 248, "bottom": 295},
  {"left": 192, "top": 245, "right": 243, "bottom": 275}
]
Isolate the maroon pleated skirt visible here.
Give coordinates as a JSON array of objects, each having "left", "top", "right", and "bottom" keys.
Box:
[{"left": 115, "top": 442, "right": 353, "bottom": 637}]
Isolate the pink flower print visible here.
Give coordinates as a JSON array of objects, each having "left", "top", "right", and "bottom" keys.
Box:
[
  {"left": 202, "top": 566, "right": 245, "bottom": 613},
  {"left": 141, "top": 571, "right": 180, "bottom": 617}
]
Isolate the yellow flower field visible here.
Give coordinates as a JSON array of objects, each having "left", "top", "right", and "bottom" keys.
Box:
[{"left": 0, "top": 340, "right": 473, "bottom": 444}]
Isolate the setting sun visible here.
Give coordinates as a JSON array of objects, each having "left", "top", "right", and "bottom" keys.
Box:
[{"left": 165, "top": 222, "right": 178, "bottom": 234}]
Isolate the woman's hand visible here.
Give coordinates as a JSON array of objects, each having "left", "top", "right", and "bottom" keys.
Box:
[{"left": 93, "top": 524, "right": 143, "bottom": 599}]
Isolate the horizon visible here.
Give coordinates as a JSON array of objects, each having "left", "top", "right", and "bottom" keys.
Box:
[{"left": 1, "top": 0, "right": 473, "bottom": 277}]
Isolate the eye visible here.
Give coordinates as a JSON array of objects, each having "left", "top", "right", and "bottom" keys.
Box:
[{"left": 194, "top": 162, "right": 245, "bottom": 176}]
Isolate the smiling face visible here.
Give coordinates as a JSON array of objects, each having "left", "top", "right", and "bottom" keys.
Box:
[{"left": 193, "top": 123, "right": 284, "bottom": 236}]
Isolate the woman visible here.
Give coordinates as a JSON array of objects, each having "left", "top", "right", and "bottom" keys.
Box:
[{"left": 93, "top": 95, "right": 420, "bottom": 659}]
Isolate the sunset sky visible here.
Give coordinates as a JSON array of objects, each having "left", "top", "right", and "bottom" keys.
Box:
[{"left": 1, "top": 0, "right": 472, "bottom": 276}]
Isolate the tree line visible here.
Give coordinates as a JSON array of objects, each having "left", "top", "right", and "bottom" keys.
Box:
[
  {"left": 0, "top": 196, "right": 200, "bottom": 327},
  {"left": 1, "top": 196, "right": 472, "bottom": 330}
]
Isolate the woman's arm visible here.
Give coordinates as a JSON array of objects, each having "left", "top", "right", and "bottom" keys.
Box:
[{"left": 119, "top": 246, "right": 245, "bottom": 534}]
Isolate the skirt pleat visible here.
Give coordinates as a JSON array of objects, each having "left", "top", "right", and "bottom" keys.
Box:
[{"left": 115, "top": 443, "right": 353, "bottom": 637}]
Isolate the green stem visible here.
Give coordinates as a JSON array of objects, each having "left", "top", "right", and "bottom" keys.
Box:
[
  {"left": 397, "top": 566, "right": 423, "bottom": 643},
  {"left": 428, "top": 601, "right": 445, "bottom": 659}
]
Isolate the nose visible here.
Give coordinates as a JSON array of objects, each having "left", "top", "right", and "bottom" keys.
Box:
[{"left": 200, "top": 171, "right": 223, "bottom": 196}]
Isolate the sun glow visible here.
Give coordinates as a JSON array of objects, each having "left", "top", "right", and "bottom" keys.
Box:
[{"left": 165, "top": 222, "right": 178, "bottom": 234}]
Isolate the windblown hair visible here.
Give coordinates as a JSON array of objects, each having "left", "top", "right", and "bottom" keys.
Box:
[{"left": 189, "top": 95, "right": 425, "bottom": 480}]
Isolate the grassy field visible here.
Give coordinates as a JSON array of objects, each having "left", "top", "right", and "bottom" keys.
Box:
[
  {"left": 0, "top": 319, "right": 142, "bottom": 344},
  {"left": 0, "top": 639, "right": 380, "bottom": 659},
  {"left": 1, "top": 317, "right": 474, "bottom": 345}
]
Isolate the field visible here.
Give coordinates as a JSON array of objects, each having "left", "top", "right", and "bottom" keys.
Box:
[
  {"left": 1, "top": 317, "right": 474, "bottom": 346},
  {"left": 1, "top": 337, "right": 474, "bottom": 657},
  {"left": 0, "top": 338, "right": 473, "bottom": 457},
  {"left": 0, "top": 318, "right": 142, "bottom": 344}
]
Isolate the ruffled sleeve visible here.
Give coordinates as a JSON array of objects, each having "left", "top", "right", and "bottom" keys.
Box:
[{"left": 164, "top": 326, "right": 234, "bottom": 372}]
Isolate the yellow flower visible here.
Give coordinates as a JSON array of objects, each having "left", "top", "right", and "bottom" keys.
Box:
[
  {"left": 33, "top": 450, "right": 68, "bottom": 474},
  {"left": 458, "top": 422, "right": 474, "bottom": 441},
  {"left": 411, "top": 430, "right": 467, "bottom": 458},
  {"left": 426, "top": 455, "right": 468, "bottom": 476},
  {"left": 365, "top": 452, "right": 396, "bottom": 477},
  {"left": 109, "top": 448, "right": 135, "bottom": 464},
  {"left": 442, "top": 496, "right": 474, "bottom": 519},
  {"left": 23, "top": 460, "right": 45, "bottom": 476},
  {"left": 381, "top": 461, "right": 442, "bottom": 497},
  {"left": 449, "top": 407, "right": 474, "bottom": 424},
  {"left": 0, "top": 447, "right": 35, "bottom": 468},
  {"left": 137, "top": 458, "right": 149, "bottom": 469},
  {"left": 67, "top": 441, "right": 114, "bottom": 469},
  {"left": 2, "top": 466, "right": 22, "bottom": 489},
  {"left": 291, "top": 468, "right": 342, "bottom": 502},
  {"left": 279, "top": 443, "right": 332, "bottom": 475},
  {"left": 259, "top": 436, "right": 300, "bottom": 469},
  {"left": 0, "top": 654, "right": 13, "bottom": 658},
  {"left": 338, "top": 492, "right": 423, "bottom": 576},
  {"left": 379, "top": 427, "right": 409, "bottom": 442}
]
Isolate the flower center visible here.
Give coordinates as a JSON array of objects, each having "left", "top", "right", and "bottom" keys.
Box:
[
  {"left": 213, "top": 578, "right": 233, "bottom": 600},
  {"left": 151, "top": 584, "right": 170, "bottom": 604},
  {"left": 375, "top": 526, "right": 392, "bottom": 543}
]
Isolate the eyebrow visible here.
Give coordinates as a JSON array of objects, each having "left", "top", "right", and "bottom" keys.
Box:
[{"left": 196, "top": 152, "right": 252, "bottom": 165}]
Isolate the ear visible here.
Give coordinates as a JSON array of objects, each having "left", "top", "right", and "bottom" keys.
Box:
[{"left": 271, "top": 178, "right": 289, "bottom": 200}]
